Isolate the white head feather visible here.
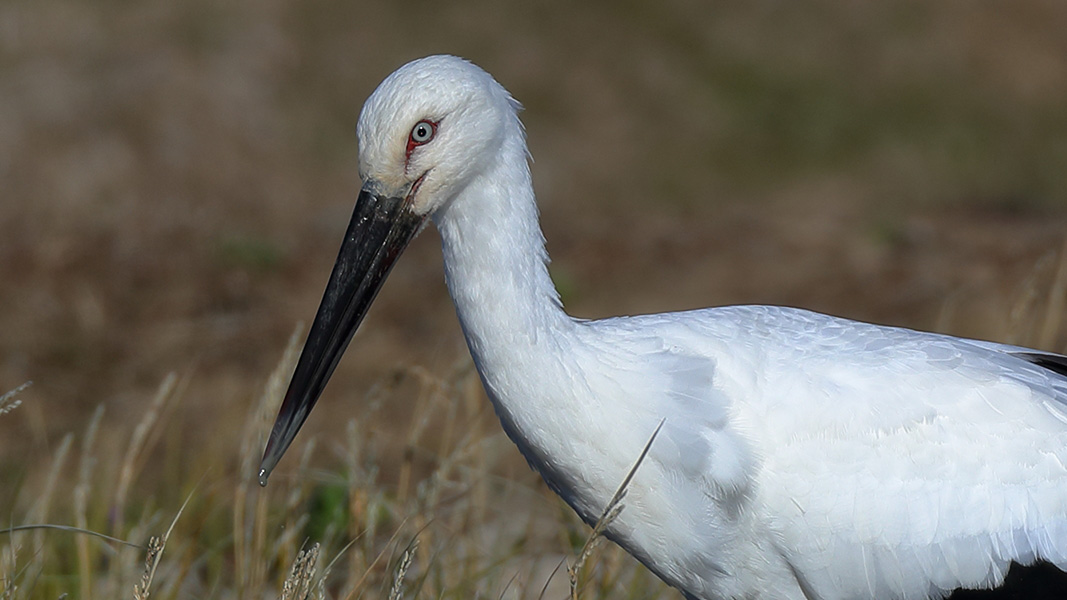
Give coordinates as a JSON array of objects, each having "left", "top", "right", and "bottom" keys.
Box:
[{"left": 356, "top": 55, "right": 524, "bottom": 216}]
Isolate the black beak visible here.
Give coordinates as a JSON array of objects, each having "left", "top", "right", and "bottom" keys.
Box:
[{"left": 258, "top": 184, "right": 427, "bottom": 485}]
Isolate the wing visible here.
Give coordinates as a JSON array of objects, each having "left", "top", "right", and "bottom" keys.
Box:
[
  {"left": 592, "top": 305, "right": 1067, "bottom": 598},
  {"left": 698, "top": 306, "right": 1067, "bottom": 598}
]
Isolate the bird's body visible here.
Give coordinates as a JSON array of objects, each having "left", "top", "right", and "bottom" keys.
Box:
[
  {"left": 259, "top": 55, "right": 1067, "bottom": 599},
  {"left": 529, "top": 307, "right": 1067, "bottom": 599}
]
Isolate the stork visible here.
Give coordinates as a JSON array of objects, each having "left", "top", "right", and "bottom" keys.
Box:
[{"left": 258, "top": 55, "right": 1067, "bottom": 599}]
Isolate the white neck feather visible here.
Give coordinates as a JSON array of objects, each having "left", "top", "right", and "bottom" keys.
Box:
[
  {"left": 432, "top": 125, "right": 574, "bottom": 368},
  {"left": 431, "top": 120, "right": 587, "bottom": 489}
]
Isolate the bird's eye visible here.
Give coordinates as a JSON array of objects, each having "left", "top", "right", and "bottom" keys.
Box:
[{"left": 410, "top": 120, "right": 436, "bottom": 144}]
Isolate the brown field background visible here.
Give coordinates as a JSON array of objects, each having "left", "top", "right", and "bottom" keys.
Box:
[{"left": 2, "top": 0, "right": 1067, "bottom": 597}]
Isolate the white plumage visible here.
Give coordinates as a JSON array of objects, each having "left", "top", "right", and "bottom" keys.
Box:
[{"left": 259, "top": 55, "right": 1067, "bottom": 599}]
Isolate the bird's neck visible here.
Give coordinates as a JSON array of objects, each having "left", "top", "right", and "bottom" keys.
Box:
[{"left": 432, "top": 130, "right": 575, "bottom": 382}]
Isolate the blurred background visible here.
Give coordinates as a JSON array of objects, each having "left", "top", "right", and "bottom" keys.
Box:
[{"left": 1, "top": 0, "right": 1067, "bottom": 593}]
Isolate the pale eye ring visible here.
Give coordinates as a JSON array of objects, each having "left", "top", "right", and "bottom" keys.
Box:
[{"left": 410, "top": 120, "right": 436, "bottom": 144}]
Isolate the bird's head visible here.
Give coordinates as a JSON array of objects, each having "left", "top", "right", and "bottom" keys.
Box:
[
  {"left": 258, "top": 56, "right": 519, "bottom": 484},
  {"left": 357, "top": 54, "right": 520, "bottom": 217}
]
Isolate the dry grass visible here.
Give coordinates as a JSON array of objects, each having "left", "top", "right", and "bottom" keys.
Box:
[
  {"left": 568, "top": 420, "right": 665, "bottom": 600},
  {"left": 0, "top": 334, "right": 673, "bottom": 599},
  {"left": 278, "top": 543, "right": 321, "bottom": 600},
  {"left": 0, "top": 384, "right": 28, "bottom": 418}
]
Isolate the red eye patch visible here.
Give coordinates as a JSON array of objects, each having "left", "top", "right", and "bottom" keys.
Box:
[{"left": 405, "top": 120, "right": 438, "bottom": 163}]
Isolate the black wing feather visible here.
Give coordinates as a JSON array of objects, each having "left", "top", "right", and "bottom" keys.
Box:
[{"left": 1014, "top": 352, "right": 1067, "bottom": 378}]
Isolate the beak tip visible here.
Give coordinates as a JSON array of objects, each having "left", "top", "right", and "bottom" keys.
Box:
[{"left": 257, "top": 467, "right": 270, "bottom": 487}]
